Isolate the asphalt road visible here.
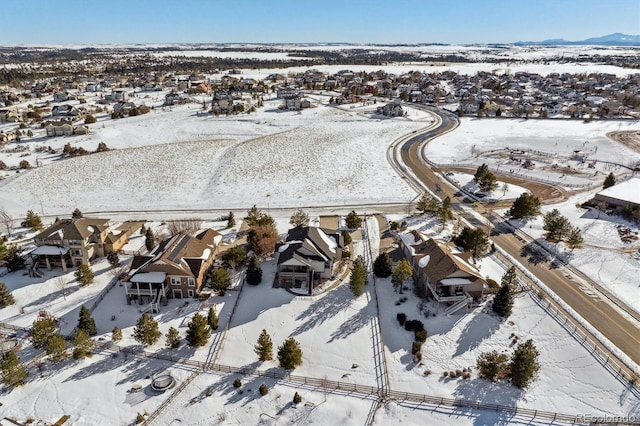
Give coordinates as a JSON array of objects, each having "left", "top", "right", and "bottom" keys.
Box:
[{"left": 398, "top": 107, "right": 640, "bottom": 367}]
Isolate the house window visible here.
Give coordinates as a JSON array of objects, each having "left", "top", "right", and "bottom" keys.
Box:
[
  {"left": 170, "top": 277, "right": 181, "bottom": 286},
  {"left": 73, "top": 249, "right": 82, "bottom": 256},
  {"left": 187, "top": 278, "right": 195, "bottom": 287},
  {"left": 188, "top": 290, "right": 194, "bottom": 298}
]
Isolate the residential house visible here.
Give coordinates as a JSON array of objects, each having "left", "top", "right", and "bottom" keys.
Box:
[
  {"left": 594, "top": 177, "right": 640, "bottom": 212},
  {"left": 400, "top": 234, "right": 486, "bottom": 314},
  {"left": 45, "top": 123, "right": 74, "bottom": 137},
  {"left": 51, "top": 105, "right": 80, "bottom": 117},
  {"left": 32, "top": 218, "right": 112, "bottom": 271},
  {"left": 103, "top": 221, "right": 145, "bottom": 254},
  {"left": 0, "top": 108, "right": 19, "bottom": 123},
  {"left": 274, "top": 226, "right": 344, "bottom": 295},
  {"left": 377, "top": 102, "right": 404, "bottom": 117},
  {"left": 124, "top": 229, "right": 222, "bottom": 311}
]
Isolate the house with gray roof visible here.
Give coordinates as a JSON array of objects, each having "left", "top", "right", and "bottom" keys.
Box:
[{"left": 275, "top": 226, "right": 344, "bottom": 295}]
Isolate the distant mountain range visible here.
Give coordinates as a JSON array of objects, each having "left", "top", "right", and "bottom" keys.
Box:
[{"left": 515, "top": 33, "right": 639, "bottom": 46}]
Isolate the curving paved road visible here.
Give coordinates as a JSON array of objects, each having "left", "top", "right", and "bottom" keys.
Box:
[{"left": 394, "top": 106, "right": 640, "bottom": 369}]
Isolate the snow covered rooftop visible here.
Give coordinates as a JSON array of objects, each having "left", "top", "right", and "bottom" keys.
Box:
[
  {"left": 418, "top": 255, "right": 430, "bottom": 268},
  {"left": 129, "top": 272, "right": 166, "bottom": 283},
  {"left": 29, "top": 245, "right": 69, "bottom": 256},
  {"left": 596, "top": 177, "right": 640, "bottom": 205}
]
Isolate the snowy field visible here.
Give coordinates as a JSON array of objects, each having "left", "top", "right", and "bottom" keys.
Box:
[
  {"left": 216, "top": 259, "right": 380, "bottom": 387},
  {"left": 424, "top": 117, "right": 640, "bottom": 189},
  {"left": 0, "top": 100, "right": 432, "bottom": 218}
]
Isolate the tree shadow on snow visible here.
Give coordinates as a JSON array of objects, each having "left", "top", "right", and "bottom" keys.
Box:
[
  {"left": 454, "top": 312, "right": 501, "bottom": 357},
  {"left": 453, "top": 378, "right": 525, "bottom": 426},
  {"left": 291, "top": 285, "right": 354, "bottom": 337}
]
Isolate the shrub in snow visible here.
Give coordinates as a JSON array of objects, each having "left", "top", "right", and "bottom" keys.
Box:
[
  {"left": 259, "top": 384, "right": 268, "bottom": 396},
  {"left": 233, "top": 379, "right": 242, "bottom": 388},
  {"left": 411, "top": 341, "right": 422, "bottom": 355},
  {"left": 443, "top": 371, "right": 449, "bottom": 377},
  {"left": 414, "top": 330, "right": 428, "bottom": 343},
  {"left": 293, "top": 392, "right": 302, "bottom": 404},
  {"left": 414, "top": 351, "right": 422, "bottom": 362}
]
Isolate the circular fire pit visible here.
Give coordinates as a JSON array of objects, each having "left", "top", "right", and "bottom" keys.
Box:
[{"left": 151, "top": 374, "right": 175, "bottom": 392}]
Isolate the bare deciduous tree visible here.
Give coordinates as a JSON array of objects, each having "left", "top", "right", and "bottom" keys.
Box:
[
  {"left": 167, "top": 217, "right": 202, "bottom": 235},
  {"left": 0, "top": 207, "right": 13, "bottom": 237},
  {"left": 55, "top": 276, "right": 69, "bottom": 301}
]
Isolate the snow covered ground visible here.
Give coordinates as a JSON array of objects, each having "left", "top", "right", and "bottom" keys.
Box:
[
  {"left": 0, "top": 100, "right": 430, "bottom": 218},
  {"left": 506, "top": 189, "right": 640, "bottom": 312},
  {"left": 424, "top": 117, "right": 640, "bottom": 189}
]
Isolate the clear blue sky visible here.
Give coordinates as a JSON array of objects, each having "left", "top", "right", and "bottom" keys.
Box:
[{"left": 2, "top": 0, "right": 638, "bottom": 45}]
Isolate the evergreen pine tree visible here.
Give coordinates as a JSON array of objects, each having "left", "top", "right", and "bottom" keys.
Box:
[
  {"left": 391, "top": 259, "right": 413, "bottom": 294},
  {"left": 31, "top": 316, "right": 57, "bottom": 349},
  {"left": 186, "top": 313, "right": 210, "bottom": 347},
  {"left": 349, "top": 255, "right": 366, "bottom": 297},
  {"left": 145, "top": 228, "right": 155, "bottom": 251},
  {"left": 227, "top": 211, "right": 236, "bottom": 228},
  {"left": 293, "top": 392, "right": 302, "bottom": 404},
  {"left": 476, "top": 350, "right": 509, "bottom": 382},
  {"left": 603, "top": 172, "right": 616, "bottom": 190},
  {"left": 72, "top": 328, "right": 96, "bottom": 359},
  {"left": 492, "top": 267, "right": 516, "bottom": 317},
  {"left": 207, "top": 306, "right": 219, "bottom": 331},
  {"left": 246, "top": 255, "right": 263, "bottom": 285},
  {"left": 439, "top": 197, "right": 453, "bottom": 221},
  {"left": 0, "top": 281, "right": 16, "bottom": 308},
  {"left": 139, "top": 223, "right": 146, "bottom": 235},
  {"left": 77, "top": 305, "right": 97, "bottom": 336},
  {"left": 111, "top": 326, "right": 122, "bottom": 342},
  {"left": 543, "top": 209, "right": 570, "bottom": 242},
  {"left": 289, "top": 209, "right": 310, "bottom": 227},
  {"left": 345, "top": 211, "right": 362, "bottom": 229},
  {"left": 133, "top": 313, "right": 161, "bottom": 346},
  {"left": 509, "top": 339, "right": 540, "bottom": 388},
  {"left": 567, "top": 226, "right": 584, "bottom": 249},
  {"left": 46, "top": 333, "right": 67, "bottom": 363},
  {"left": 1, "top": 351, "right": 28, "bottom": 387},
  {"left": 0, "top": 238, "right": 7, "bottom": 261},
  {"left": 209, "top": 268, "right": 231, "bottom": 294},
  {"left": 24, "top": 210, "right": 43, "bottom": 231},
  {"left": 4, "top": 244, "right": 25, "bottom": 272},
  {"left": 277, "top": 337, "right": 303, "bottom": 370},
  {"left": 373, "top": 252, "right": 392, "bottom": 278},
  {"left": 254, "top": 329, "right": 274, "bottom": 361},
  {"left": 509, "top": 193, "right": 541, "bottom": 219},
  {"left": 74, "top": 264, "right": 94, "bottom": 286},
  {"left": 107, "top": 251, "right": 120, "bottom": 268},
  {"left": 165, "top": 326, "right": 181, "bottom": 349}
]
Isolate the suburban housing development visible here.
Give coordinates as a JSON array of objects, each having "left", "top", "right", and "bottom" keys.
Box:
[{"left": 0, "top": 37, "right": 638, "bottom": 426}]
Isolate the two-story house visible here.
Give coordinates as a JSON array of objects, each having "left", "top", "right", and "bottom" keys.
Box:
[
  {"left": 124, "top": 229, "right": 222, "bottom": 312},
  {"left": 275, "top": 226, "right": 344, "bottom": 295},
  {"left": 32, "top": 218, "right": 111, "bottom": 271},
  {"left": 400, "top": 232, "right": 486, "bottom": 314}
]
